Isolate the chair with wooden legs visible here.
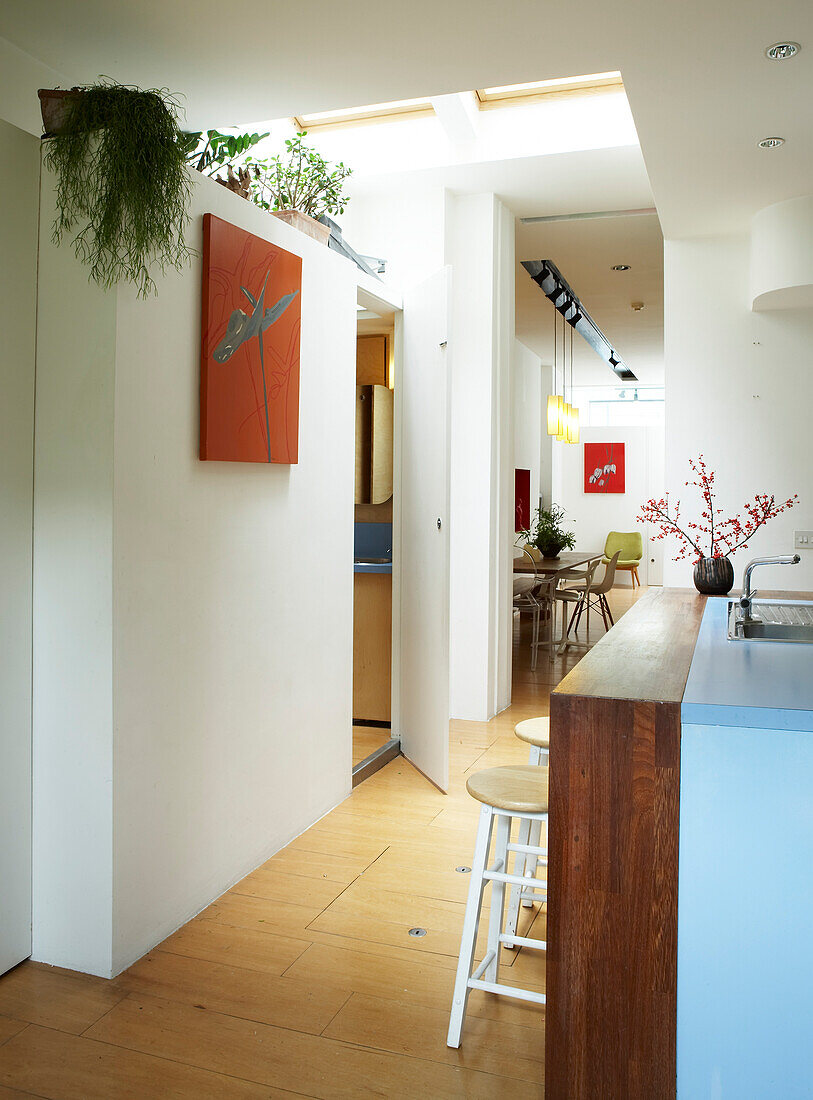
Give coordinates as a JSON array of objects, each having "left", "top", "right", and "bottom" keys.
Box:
[
  {"left": 603, "top": 530, "right": 643, "bottom": 588},
  {"left": 513, "top": 548, "right": 541, "bottom": 670},
  {"left": 447, "top": 765, "right": 548, "bottom": 1048},
  {"left": 554, "top": 556, "right": 601, "bottom": 651},
  {"left": 568, "top": 549, "right": 621, "bottom": 634},
  {"left": 504, "top": 717, "right": 549, "bottom": 948}
]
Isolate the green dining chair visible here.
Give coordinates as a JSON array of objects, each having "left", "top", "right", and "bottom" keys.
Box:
[{"left": 603, "top": 531, "right": 644, "bottom": 588}]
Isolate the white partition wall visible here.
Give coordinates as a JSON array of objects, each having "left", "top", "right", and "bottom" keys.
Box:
[
  {"left": 33, "top": 168, "right": 358, "bottom": 977},
  {"left": 0, "top": 119, "right": 38, "bottom": 977}
]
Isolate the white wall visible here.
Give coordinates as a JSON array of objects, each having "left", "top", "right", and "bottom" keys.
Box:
[
  {"left": 34, "top": 169, "right": 357, "bottom": 976},
  {"left": 0, "top": 118, "right": 39, "bottom": 975},
  {"left": 557, "top": 425, "right": 664, "bottom": 586},
  {"left": 665, "top": 235, "right": 813, "bottom": 591},
  {"left": 0, "top": 35, "right": 73, "bottom": 136},
  {"left": 33, "top": 166, "right": 117, "bottom": 976},
  {"left": 446, "top": 192, "right": 515, "bottom": 721},
  {"left": 339, "top": 189, "right": 447, "bottom": 294}
]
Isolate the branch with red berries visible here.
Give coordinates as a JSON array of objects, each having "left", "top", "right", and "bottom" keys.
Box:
[{"left": 638, "top": 455, "right": 798, "bottom": 562}]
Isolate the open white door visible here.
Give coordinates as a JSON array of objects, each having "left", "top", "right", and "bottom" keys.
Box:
[{"left": 395, "top": 268, "right": 451, "bottom": 791}]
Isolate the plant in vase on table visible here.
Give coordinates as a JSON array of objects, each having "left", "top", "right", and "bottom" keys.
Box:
[
  {"left": 638, "top": 455, "right": 798, "bottom": 595},
  {"left": 519, "top": 504, "right": 577, "bottom": 560}
]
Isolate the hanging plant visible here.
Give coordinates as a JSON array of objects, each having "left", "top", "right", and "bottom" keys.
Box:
[{"left": 43, "top": 80, "right": 194, "bottom": 297}]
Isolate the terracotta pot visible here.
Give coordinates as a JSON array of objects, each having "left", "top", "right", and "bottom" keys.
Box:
[
  {"left": 272, "top": 209, "right": 331, "bottom": 245},
  {"left": 693, "top": 555, "right": 734, "bottom": 595},
  {"left": 38, "top": 88, "right": 82, "bottom": 135}
]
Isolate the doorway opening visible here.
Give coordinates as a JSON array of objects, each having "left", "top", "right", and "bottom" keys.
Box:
[{"left": 352, "top": 288, "right": 400, "bottom": 785}]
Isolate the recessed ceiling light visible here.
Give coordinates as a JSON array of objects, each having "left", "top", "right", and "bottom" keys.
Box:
[
  {"left": 765, "top": 42, "right": 800, "bottom": 61},
  {"left": 611, "top": 263, "right": 630, "bottom": 271},
  {"left": 758, "top": 136, "right": 785, "bottom": 148}
]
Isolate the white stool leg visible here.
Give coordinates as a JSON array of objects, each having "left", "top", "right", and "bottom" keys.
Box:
[
  {"left": 484, "top": 811, "right": 511, "bottom": 983},
  {"left": 447, "top": 805, "right": 494, "bottom": 1049},
  {"left": 522, "top": 744, "right": 547, "bottom": 905},
  {"left": 503, "top": 814, "right": 532, "bottom": 948},
  {"left": 521, "top": 817, "right": 544, "bottom": 901}
]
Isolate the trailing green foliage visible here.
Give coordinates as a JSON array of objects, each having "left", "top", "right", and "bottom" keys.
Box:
[
  {"left": 181, "top": 128, "right": 269, "bottom": 177},
  {"left": 245, "top": 132, "right": 352, "bottom": 220},
  {"left": 45, "top": 81, "right": 193, "bottom": 297},
  {"left": 519, "top": 504, "right": 577, "bottom": 557}
]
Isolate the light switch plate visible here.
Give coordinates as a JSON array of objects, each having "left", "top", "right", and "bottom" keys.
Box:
[{"left": 794, "top": 530, "right": 813, "bottom": 549}]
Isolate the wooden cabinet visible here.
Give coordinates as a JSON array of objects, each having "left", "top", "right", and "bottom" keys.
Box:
[
  {"left": 356, "top": 334, "right": 389, "bottom": 386},
  {"left": 352, "top": 572, "right": 392, "bottom": 722}
]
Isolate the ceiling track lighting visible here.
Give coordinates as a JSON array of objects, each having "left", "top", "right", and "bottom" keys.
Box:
[{"left": 523, "top": 259, "right": 637, "bottom": 382}]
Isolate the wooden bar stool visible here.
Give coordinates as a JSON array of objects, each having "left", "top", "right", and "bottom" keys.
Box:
[
  {"left": 447, "top": 765, "right": 548, "bottom": 1048},
  {"left": 504, "top": 717, "right": 550, "bottom": 947}
]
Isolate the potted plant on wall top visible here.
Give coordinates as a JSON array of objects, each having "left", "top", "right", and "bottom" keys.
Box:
[{"left": 40, "top": 79, "right": 193, "bottom": 297}]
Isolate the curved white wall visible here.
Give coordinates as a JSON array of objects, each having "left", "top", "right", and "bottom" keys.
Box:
[{"left": 750, "top": 195, "right": 813, "bottom": 311}]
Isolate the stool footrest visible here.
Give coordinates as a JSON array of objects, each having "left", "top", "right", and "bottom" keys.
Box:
[
  {"left": 470, "top": 950, "right": 495, "bottom": 982},
  {"left": 467, "top": 977, "right": 547, "bottom": 1005},
  {"left": 484, "top": 868, "right": 548, "bottom": 889},
  {"left": 499, "top": 933, "right": 547, "bottom": 950},
  {"left": 506, "top": 841, "right": 547, "bottom": 858}
]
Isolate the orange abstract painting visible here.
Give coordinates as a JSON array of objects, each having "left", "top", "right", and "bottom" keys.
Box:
[{"left": 200, "top": 214, "right": 302, "bottom": 463}]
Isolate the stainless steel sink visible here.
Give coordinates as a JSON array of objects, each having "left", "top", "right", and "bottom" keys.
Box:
[{"left": 728, "top": 598, "right": 813, "bottom": 643}]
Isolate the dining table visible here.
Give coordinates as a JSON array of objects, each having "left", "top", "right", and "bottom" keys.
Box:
[
  {"left": 512, "top": 550, "right": 603, "bottom": 577},
  {"left": 513, "top": 549, "right": 605, "bottom": 655}
]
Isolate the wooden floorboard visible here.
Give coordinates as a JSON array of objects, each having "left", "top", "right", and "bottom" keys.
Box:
[{"left": 0, "top": 585, "right": 648, "bottom": 1098}]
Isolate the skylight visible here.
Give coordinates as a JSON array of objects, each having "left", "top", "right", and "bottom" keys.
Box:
[
  {"left": 293, "top": 97, "right": 434, "bottom": 130},
  {"left": 476, "top": 72, "right": 623, "bottom": 107}
]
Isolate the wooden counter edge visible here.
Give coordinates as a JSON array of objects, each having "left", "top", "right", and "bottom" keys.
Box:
[{"left": 544, "top": 586, "right": 707, "bottom": 1100}]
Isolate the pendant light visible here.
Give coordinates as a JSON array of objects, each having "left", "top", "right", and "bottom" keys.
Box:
[
  {"left": 546, "top": 306, "right": 563, "bottom": 436},
  {"left": 555, "top": 313, "right": 567, "bottom": 442},
  {"left": 566, "top": 323, "right": 580, "bottom": 444}
]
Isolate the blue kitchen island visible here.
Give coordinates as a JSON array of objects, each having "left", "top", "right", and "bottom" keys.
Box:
[
  {"left": 679, "top": 597, "right": 813, "bottom": 1098},
  {"left": 547, "top": 587, "right": 813, "bottom": 1099}
]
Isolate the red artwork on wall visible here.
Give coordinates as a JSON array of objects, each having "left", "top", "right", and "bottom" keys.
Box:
[
  {"left": 515, "top": 468, "right": 531, "bottom": 531},
  {"left": 584, "top": 442, "right": 626, "bottom": 493},
  {"left": 200, "top": 214, "right": 302, "bottom": 463}
]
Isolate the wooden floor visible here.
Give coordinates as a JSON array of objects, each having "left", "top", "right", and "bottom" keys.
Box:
[
  {"left": 0, "top": 586, "right": 648, "bottom": 1099},
  {"left": 352, "top": 724, "right": 392, "bottom": 767}
]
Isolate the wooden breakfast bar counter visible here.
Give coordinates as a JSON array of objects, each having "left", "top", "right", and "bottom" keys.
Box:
[
  {"left": 546, "top": 585, "right": 813, "bottom": 1098},
  {"left": 546, "top": 588, "right": 706, "bottom": 1099}
]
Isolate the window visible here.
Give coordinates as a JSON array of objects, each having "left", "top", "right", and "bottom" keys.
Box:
[
  {"left": 293, "top": 97, "right": 434, "bottom": 131},
  {"left": 476, "top": 72, "right": 623, "bottom": 109}
]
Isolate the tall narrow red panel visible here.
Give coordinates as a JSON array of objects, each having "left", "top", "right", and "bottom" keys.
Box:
[
  {"left": 200, "top": 214, "right": 302, "bottom": 463},
  {"left": 515, "top": 468, "right": 531, "bottom": 531}
]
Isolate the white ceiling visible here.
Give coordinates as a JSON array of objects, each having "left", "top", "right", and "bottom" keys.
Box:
[
  {"left": 349, "top": 145, "right": 654, "bottom": 216},
  {"left": 2, "top": 0, "right": 812, "bottom": 238},
  {"left": 516, "top": 213, "right": 664, "bottom": 386}
]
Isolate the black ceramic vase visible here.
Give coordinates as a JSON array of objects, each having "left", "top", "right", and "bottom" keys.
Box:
[
  {"left": 537, "top": 539, "right": 565, "bottom": 560},
  {"left": 693, "top": 555, "right": 734, "bottom": 595}
]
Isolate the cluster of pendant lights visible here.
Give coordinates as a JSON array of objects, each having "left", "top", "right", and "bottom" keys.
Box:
[{"left": 547, "top": 304, "right": 579, "bottom": 444}]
